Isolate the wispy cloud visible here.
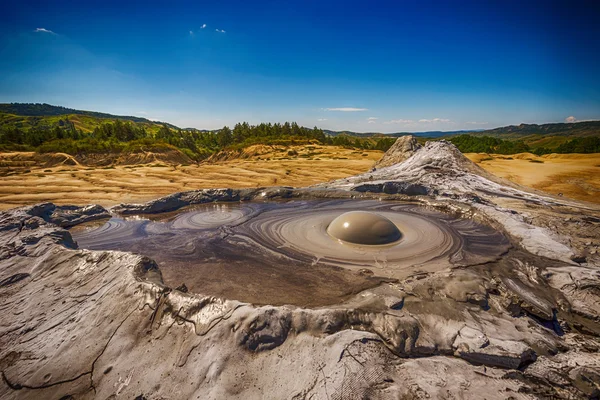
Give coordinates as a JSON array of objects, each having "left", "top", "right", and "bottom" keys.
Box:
[
  {"left": 34, "top": 28, "right": 56, "bottom": 34},
  {"left": 201, "top": 24, "right": 207, "bottom": 29},
  {"left": 367, "top": 117, "right": 378, "bottom": 124},
  {"left": 565, "top": 116, "right": 576, "bottom": 123},
  {"left": 324, "top": 107, "right": 368, "bottom": 112},
  {"left": 418, "top": 118, "right": 451, "bottom": 123},
  {"left": 317, "top": 118, "right": 328, "bottom": 121},
  {"left": 383, "top": 119, "right": 414, "bottom": 124},
  {"left": 189, "top": 30, "right": 194, "bottom": 36},
  {"left": 215, "top": 28, "right": 226, "bottom": 33},
  {"left": 466, "top": 121, "right": 488, "bottom": 125}
]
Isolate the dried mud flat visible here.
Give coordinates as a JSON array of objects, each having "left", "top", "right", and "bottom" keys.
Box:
[{"left": 1, "top": 137, "right": 599, "bottom": 399}]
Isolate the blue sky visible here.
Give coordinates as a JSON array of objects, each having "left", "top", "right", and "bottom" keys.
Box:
[{"left": 1, "top": 0, "right": 599, "bottom": 132}]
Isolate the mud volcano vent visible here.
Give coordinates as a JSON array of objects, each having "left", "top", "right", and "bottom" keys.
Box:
[{"left": 71, "top": 200, "right": 510, "bottom": 307}]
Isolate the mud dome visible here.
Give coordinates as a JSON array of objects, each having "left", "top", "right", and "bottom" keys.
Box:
[
  {"left": 327, "top": 210, "right": 403, "bottom": 245},
  {"left": 71, "top": 199, "right": 510, "bottom": 306}
]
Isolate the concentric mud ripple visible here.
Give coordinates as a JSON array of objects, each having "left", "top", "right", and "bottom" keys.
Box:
[
  {"left": 71, "top": 200, "right": 510, "bottom": 306},
  {"left": 71, "top": 217, "right": 148, "bottom": 247},
  {"left": 169, "top": 203, "right": 259, "bottom": 230},
  {"left": 232, "top": 200, "right": 508, "bottom": 276}
]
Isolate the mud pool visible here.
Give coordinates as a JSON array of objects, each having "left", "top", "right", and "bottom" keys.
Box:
[{"left": 71, "top": 199, "right": 510, "bottom": 306}]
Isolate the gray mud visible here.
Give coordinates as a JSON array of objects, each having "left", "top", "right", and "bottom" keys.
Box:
[{"left": 72, "top": 199, "right": 510, "bottom": 306}]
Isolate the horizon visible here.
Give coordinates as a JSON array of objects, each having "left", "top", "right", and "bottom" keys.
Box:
[
  {"left": 1, "top": 1, "right": 599, "bottom": 132},
  {"left": 5, "top": 101, "right": 600, "bottom": 133}
]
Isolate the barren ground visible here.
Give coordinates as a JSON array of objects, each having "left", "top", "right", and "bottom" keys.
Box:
[
  {"left": 466, "top": 152, "right": 600, "bottom": 204},
  {"left": 1, "top": 147, "right": 599, "bottom": 209},
  {"left": 0, "top": 145, "right": 382, "bottom": 210}
]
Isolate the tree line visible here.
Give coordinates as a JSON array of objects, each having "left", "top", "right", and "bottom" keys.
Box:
[
  {"left": 449, "top": 134, "right": 600, "bottom": 155},
  {"left": 536, "top": 137, "right": 600, "bottom": 155},
  {"left": 0, "top": 119, "right": 397, "bottom": 160},
  {"left": 449, "top": 135, "right": 531, "bottom": 154}
]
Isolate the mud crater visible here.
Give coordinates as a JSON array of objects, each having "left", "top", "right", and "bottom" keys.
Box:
[{"left": 71, "top": 199, "right": 510, "bottom": 307}]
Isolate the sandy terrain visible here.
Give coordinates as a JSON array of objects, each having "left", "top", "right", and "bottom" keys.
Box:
[
  {"left": 466, "top": 152, "right": 600, "bottom": 204},
  {"left": 1, "top": 146, "right": 599, "bottom": 210},
  {"left": 0, "top": 145, "right": 382, "bottom": 210}
]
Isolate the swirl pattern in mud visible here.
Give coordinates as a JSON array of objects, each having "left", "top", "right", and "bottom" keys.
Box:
[{"left": 72, "top": 200, "right": 510, "bottom": 306}]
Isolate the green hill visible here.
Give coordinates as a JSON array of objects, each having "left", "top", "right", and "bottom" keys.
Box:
[
  {"left": 0, "top": 103, "right": 179, "bottom": 134},
  {"left": 1, "top": 103, "right": 598, "bottom": 157},
  {"left": 0, "top": 103, "right": 178, "bottom": 128}
]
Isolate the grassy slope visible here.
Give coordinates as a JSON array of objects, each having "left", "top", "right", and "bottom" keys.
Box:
[{"left": 0, "top": 112, "right": 168, "bottom": 134}]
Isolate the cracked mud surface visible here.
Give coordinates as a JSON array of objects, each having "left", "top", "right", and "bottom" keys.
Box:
[{"left": 1, "top": 136, "right": 599, "bottom": 399}]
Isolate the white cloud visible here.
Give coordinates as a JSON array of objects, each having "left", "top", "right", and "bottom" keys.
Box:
[
  {"left": 201, "top": 24, "right": 207, "bottom": 29},
  {"left": 383, "top": 119, "right": 414, "bottom": 124},
  {"left": 418, "top": 118, "right": 451, "bottom": 123},
  {"left": 34, "top": 28, "right": 55, "bottom": 34},
  {"left": 565, "top": 116, "right": 576, "bottom": 123},
  {"left": 367, "top": 117, "right": 378, "bottom": 124},
  {"left": 215, "top": 29, "right": 226, "bottom": 33},
  {"left": 323, "top": 107, "right": 368, "bottom": 112},
  {"left": 317, "top": 118, "right": 328, "bottom": 121},
  {"left": 466, "top": 121, "right": 488, "bottom": 125}
]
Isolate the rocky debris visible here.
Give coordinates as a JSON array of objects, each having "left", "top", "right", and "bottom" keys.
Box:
[
  {"left": 373, "top": 135, "right": 422, "bottom": 168},
  {"left": 1, "top": 138, "right": 600, "bottom": 399}
]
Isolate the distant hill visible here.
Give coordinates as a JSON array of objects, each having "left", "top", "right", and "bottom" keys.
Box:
[
  {"left": 475, "top": 121, "right": 600, "bottom": 138},
  {"left": 323, "top": 129, "right": 481, "bottom": 138},
  {"left": 0, "top": 103, "right": 179, "bottom": 131},
  {"left": 324, "top": 121, "right": 600, "bottom": 140},
  {"left": 2, "top": 103, "right": 599, "bottom": 155}
]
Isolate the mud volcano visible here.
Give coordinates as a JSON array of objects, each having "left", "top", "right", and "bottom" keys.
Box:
[
  {"left": 4, "top": 137, "right": 600, "bottom": 399},
  {"left": 72, "top": 199, "right": 509, "bottom": 307}
]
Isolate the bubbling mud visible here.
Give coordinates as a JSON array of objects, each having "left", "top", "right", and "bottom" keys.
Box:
[
  {"left": 327, "top": 211, "right": 402, "bottom": 245},
  {"left": 71, "top": 200, "right": 510, "bottom": 306}
]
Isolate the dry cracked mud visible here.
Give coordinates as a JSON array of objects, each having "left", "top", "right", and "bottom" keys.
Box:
[{"left": 1, "top": 136, "right": 599, "bottom": 399}]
